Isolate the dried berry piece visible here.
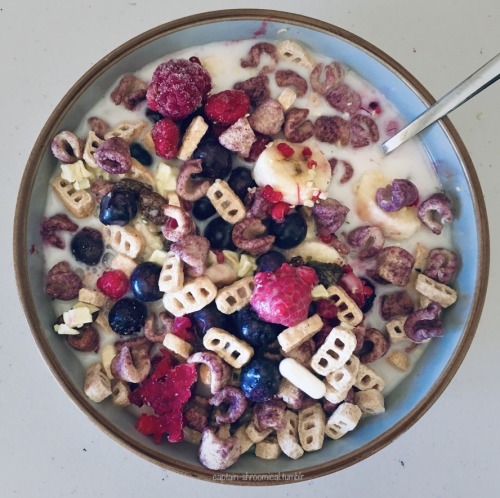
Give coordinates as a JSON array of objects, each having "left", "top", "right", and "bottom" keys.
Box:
[
  {"left": 151, "top": 118, "right": 180, "bottom": 159},
  {"left": 87, "top": 117, "right": 110, "bottom": 139},
  {"left": 204, "top": 90, "right": 250, "bottom": 126},
  {"left": 40, "top": 214, "right": 78, "bottom": 249},
  {"left": 97, "top": 269, "right": 129, "bottom": 299}
]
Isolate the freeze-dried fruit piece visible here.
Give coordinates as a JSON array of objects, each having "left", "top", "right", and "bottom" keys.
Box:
[
  {"left": 151, "top": 118, "right": 180, "bottom": 159},
  {"left": 204, "top": 90, "right": 250, "bottom": 126}
]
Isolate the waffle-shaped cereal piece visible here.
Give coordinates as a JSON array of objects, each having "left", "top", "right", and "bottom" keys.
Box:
[
  {"left": 111, "top": 380, "right": 130, "bottom": 407},
  {"left": 310, "top": 326, "right": 357, "bottom": 376},
  {"left": 277, "top": 87, "right": 297, "bottom": 110},
  {"left": 110, "top": 253, "right": 137, "bottom": 276},
  {"left": 415, "top": 273, "right": 457, "bottom": 308},
  {"left": 355, "top": 388, "right": 385, "bottom": 415},
  {"left": 78, "top": 288, "right": 107, "bottom": 308},
  {"left": 327, "top": 285, "right": 363, "bottom": 326},
  {"left": 104, "top": 120, "right": 146, "bottom": 143},
  {"left": 326, "top": 354, "right": 360, "bottom": 391},
  {"left": 203, "top": 327, "right": 254, "bottom": 369},
  {"left": 325, "top": 402, "right": 362, "bottom": 440},
  {"left": 298, "top": 403, "right": 325, "bottom": 452},
  {"left": 277, "top": 410, "right": 304, "bottom": 460},
  {"left": 234, "top": 425, "right": 254, "bottom": 454},
  {"left": 277, "top": 314, "right": 323, "bottom": 353},
  {"left": 215, "top": 276, "right": 255, "bottom": 314},
  {"left": 163, "top": 276, "right": 217, "bottom": 316},
  {"left": 82, "top": 131, "right": 104, "bottom": 169},
  {"left": 163, "top": 333, "right": 193, "bottom": 361},
  {"left": 121, "top": 158, "right": 155, "bottom": 186},
  {"left": 51, "top": 176, "right": 95, "bottom": 218},
  {"left": 177, "top": 116, "right": 209, "bottom": 160},
  {"left": 206, "top": 179, "right": 246, "bottom": 224},
  {"left": 409, "top": 243, "right": 429, "bottom": 287},
  {"left": 386, "top": 315, "right": 408, "bottom": 344},
  {"left": 84, "top": 363, "right": 112, "bottom": 403},
  {"left": 158, "top": 252, "right": 184, "bottom": 293},
  {"left": 245, "top": 421, "right": 272, "bottom": 443},
  {"left": 277, "top": 40, "right": 315, "bottom": 68},
  {"left": 105, "top": 225, "right": 144, "bottom": 259},
  {"left": 324, "top": 382, "right": 351, "bottom": 404},
  {"left": 255, "top": 436, "right": 282, "bottom": 460},
  {"left": 354, "top": 364, "right": 385, "bottom": 391}
]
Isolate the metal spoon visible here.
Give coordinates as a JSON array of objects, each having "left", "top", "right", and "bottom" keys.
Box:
[{"left": 381, "top": 52, "right": 500, "bottom": 154}]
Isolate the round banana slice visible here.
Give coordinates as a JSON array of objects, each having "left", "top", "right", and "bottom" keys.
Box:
[
  {"left": 253, "top": 141, "right": 332, "bottom": 206},
  {"left": 284, "top": 240, "right": 344, "bottom": 265},
  {"left": 355, "top": 170, "right": 421, "bottom": 240}
]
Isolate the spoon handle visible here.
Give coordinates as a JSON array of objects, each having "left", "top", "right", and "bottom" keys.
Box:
[{"left": 382, "top": 52, "right": 500, "bottom": 154}]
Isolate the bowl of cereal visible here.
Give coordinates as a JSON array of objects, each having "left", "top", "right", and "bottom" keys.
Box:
[{"left": 14, "top": 9, "right": 489, "bottom": 483}]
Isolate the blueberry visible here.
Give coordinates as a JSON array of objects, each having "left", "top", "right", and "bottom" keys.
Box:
[
  {"left": 192, "top": 196, "right": 216, "bottom": 220},
  {"left": 227, "top": 166, "right": 257, "bottom": 200},
  {"left": 189, "top": 302, "right": 234, "bottom": 339},
  {"left": 204, "top": 216, "right": 236, "bottom": 250},
  {"left": 234, "top": 306, "right": 282, "bottom": 349},
  {"left": 268, "top": 212, "right": 307, "bottom": 249},
  {"left": 70, "top": 227, "right": 104, "bottom": 266},
  {"left": 99, "top": 187, "right": 138, "bottom": 226},
  {"left": 130, "top": 142, "right": 153, "bottom": 166},
  {"left": 130, "top": 262, "right": 163, "bottom": 302},
  {"left": 146, "top": 108, "right": 164, "bottom": 123},
  {"left": 240, "top": 357, "right": 281, "bottom": 402},
  {"left": 192, "top": 138, "right": 232, "bottom": 180},
  {"left": 256, "top": 250, "right": 286, "bottom": 273},
  {"left": 108, "top": 298, "right": 147, "bottom": 335}
]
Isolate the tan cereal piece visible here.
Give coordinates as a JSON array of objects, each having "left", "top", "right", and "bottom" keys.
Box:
[
  {"left": 215, "top": 276, "right": 255, "bottom": 314},
  {"left": 105, "top": 225, "right": 144, "bottom": 259},
  {"left": 325, "top": 402, "right": 362, "bottom": 440},
  {"left": 324, "top": 382, "right": 351, "bottom": 404},
  {"left": 310, "top": 326, "right": 357, "bottom": 376},
  {"left": 415, "top": 273, "right": 457, "bottom": 308},
  {"left": 100, "top": 343, "right": 117, "bottom": 379},
  {"left": 277, "top": 87, "right": 297, "bottom": 111},
  {"left": 95, "top": 312, "right": 114, "bottom": 335},
  {"left": 276, "top": 378, "right": 303, "bottom": 410},
  {"left": 140, "top": 130, "right": 155, "bottom": 154},
  {"left": 277, "top": 410, "right": 304, "bottom": 460},
  {"left": 327, "top": 285, "right": 363, "bottom": 326},
  {"left": 120, "top": 158, "right": 155, "bottom": 187},
  {"left": 83, "top": 363, "right": 112, "bottom": 403},
  {"left": 158, "top": 252, "right": 184, "bottom": 293},
  {"left": 419, "top": 294, "right": 433, "bottom": 309},
  {"left": 387, "top": 350, "right": 410, "bottom": 372},
  {"left": 203, "top": 327, "right": 254, "bottom": 369},
  {"left": 235, "top": 425, "right": 255, "bottom": 454},
  {"left": 205, "top": 262, "right": 238, "bottom": 288},
  {"left": 326, "top": 354, "right": 360, "bottom": 391},
  {"left": 82, "top": 131, "right": 104, "bottom": 169},
  {"left": 165, "top": 191, "right": 181, "bottom": 207},
  {"left": 277, "top": 314, "right": 323, "bottom": 354},
  {"left": 277, "top": 40, "right": 315, "bottom": 68},
  {"left": 354, "top": 364, "right": 385, "bottom": 392},
  {"left": 111, "top": 380, "right": 130, "bottom": 407},
  {"left": 386, "top": 315, "right": 408, "bottom": 344},
  {"left": 163, "top": 333, "right": 194, "bottom": 361},
  {"left": 206, "top": 179, "right": 247, "bottom": 224},
  {"left": 355, "top": 389, "right": 385, "bottom": 415},
  {"left": 104, "top": 120, "right": 146, "bottom": 143},
  {"left": 409, "top": 243, "right": 429, "bottom": 287},
  {"left": 198, "top": 363, "right": 212, "bottom": 385},
  {"left": 163, "top": 276, "right": 217, "bottom": 316},
  {"left": 78, "top": 288, "right": 107, "bottom": 308},
  {"left": 255, "top": 436, "right": 282, "bottom": 460},
  {"left": 110, "top": 253, "right": 137, "bottom": 276},
  {"left": 50, "top": 176, "right": 95, "bottom": 218},
  {"left": 177, "top": 116, "right": 209, "bottom": 160},
  {"left": 298, "top": 403, "right": 325, "bottom": 452},
  {"left": 246, "top": 421, "right": 272, "bottom": 443},
  {"left": 183, "top": 427, "right": 202, "bottom": 444}
]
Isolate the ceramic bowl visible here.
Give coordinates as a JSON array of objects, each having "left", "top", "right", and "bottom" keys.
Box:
[{"left": 14, "top": 9, "right": 489, "bottom": 484}]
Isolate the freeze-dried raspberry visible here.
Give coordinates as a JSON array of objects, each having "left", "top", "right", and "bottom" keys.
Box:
[
  {"left": 151, "top": 118, "right": 180, "bottom": 159},
  {"left": 204, "top": 90, "right": 250, "bottom": 126},
  {"left": 146, "top": 59, "right": 212, "bottom": 120},
  {"left": 96, "top": 269, "right": 129, "bottom": 299},
  {"left": 251, "top": 263, "right": 317, "bottom": 327},
  {"left": 244, "top": 133, "right": 271, "bottom": 162}
]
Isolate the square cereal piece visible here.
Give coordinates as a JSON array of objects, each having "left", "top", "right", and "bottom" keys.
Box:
[
  {"left": 51, "top": 176, "right": 95, "bottom": 218},
  {"left": 234, "top": 425, "right": 255, "bottom": 454},
  {"left": 206, "top": 179, "right": 247, "bottom": 224},
  {"left": 354, "top": 364, "right": 385, "bottom": 392},
  {"left": 409, "top": 243, "right": 429, "bottom": 287},
  {"left": 325, "top": 402, "right": 362, "bottom": 440},
  {"left": 386, "top": 315, "right": 408, "bottom": 344},
  {"left": 327, "top": 285, "right": 363, "bottom": 326},
  {"left": 158, "top": 251, "right": 184, "bottom": 293},
  {"left": 415, "top": 273, "right": 457, "bottom": 308},
  {"left": 324, "top": 381, "right": 351, "bottom": 404},
  {"left": 78, "top": 288, "right": 107, "bottom": 308},
  {"left": 105, "top": 225, "right": 144, "bottom": 259},
  {"left": 163, "top": 276, "right": 217, "bottom": 316},
  {"left": 276, "top": 378, "right": 304, "bottom": 410},
  {"left": 255, "top": 436, "right": 281, "bottom": 460},
  {"left": 277, "top": 314, "right": 323, "bottom": 353},
  {"left": 120, "top": 158, "right": 155, "bottom": 187},
  {"left": 110, "top": 253, "right": 137, "bottom": 276},
  {"left": 298, "top": 402, "right": 325, "bottom": 452},
  {"left": 215, "top": 276, "right": 254, "bottom": 314},
  {"left": 203, "top": 327, "right": 254, "bottom": 369},
  {"left": 277, "top": 40, "right": 315, "bottom": 68},
  {"left": 177, "top": 116, "right": 209, "bottom": 160},
  {"left": 163, "top": 333, "right": 193, "bottom": 361},
  {"left": 104, "top": 120, "right": 146, "bottom": 143},
  {"left": 246, "top": 421, "right": 272, "bottom": 443},
  {"left": 82, "top": 131, "right": 103, "bottom": 170}
]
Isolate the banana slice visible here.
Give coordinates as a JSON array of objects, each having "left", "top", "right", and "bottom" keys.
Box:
[
  {"left": 253, "top": 141, "right": 331, "bottom": 206},
  {"left": 284, "top": 241, "right": 344, "bottom": 265},
  {"left": 355, "top": 170, "right": 421, "bottom": 240}
]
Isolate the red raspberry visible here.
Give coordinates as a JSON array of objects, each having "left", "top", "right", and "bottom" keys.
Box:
[
  {"left": 270, "top": 201, "right": 291, "bottom": 222},
  {"left": 151, "top": 118, "right": 179, "bottom": 159},
  {"left": 307, "top": 160, "right": 317, "bottom": 169},
  {"left": 262, "top": 184, "right": 283, "bottom": 203},
  {"left": 96, "top": 269, "right": 129, "bottom": 299},
  {"left": 172, "top": 316, "right": 196, "bottom": 343},
  {"left": 301, "top": 146, "right": 312, "bottom": 158},
  {"left": 245, "top": 133, "right": 271, "bottom": 162},
  {"left": 204, "top": 90, "right": 250, "bottom": 126},
  {"left": 146, "top": 59, "right": 211, "bottom": 120},
  {"left": 250, "top": 263, "right": 317, "bottom": 327},
  {"left": 276, "top": 142, "right": 295, "bottom": 158}
]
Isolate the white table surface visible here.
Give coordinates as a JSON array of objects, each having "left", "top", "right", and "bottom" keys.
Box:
[{"left": 2, "top": 0, "right": 499, "bottom": 496}]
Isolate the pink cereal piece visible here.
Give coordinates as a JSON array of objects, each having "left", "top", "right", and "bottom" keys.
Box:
[
  {"left": 187, "top": 351, "right": 232, "bottom": 395},
  {"left": 253, "top": 400, "right": 286, "bottom": 431},
  {"left": 310, "top": 62, "right": 345, "bottom": 95},
  {"left": 275, "top": 69, "right": 308, "bottom": 97},
  {"left": 51, "top": 131, "right": 84, "bottom": 163},
  {"left": 87, "top": 116, "right": 110, "bottom": 139},
  {"left": 94, "top": 136, "right": 132, "bottom": 174},
  {"left": 45, "top": 261, "right": 83, "bottom": 301},
  {"left": 284, "top": 108, "right": 315, "bottom": 143},
  {"left": 161, "top": 204, "right": 196, "bottom": 242},
  {"left": 424, "top": 248, "right": 459, "bottom": 284},
  {"left": 329, "top": 158, "right": 354, "bottom": 184},
  {"left": 110, "top": 74, "right": 147, "bottom": 111},
  {"left": 312, "top": 198, "right": 350, "bottom": 236},
  {"left": 245, "top": 187, "right": 273, "bottom": 220},
  {"left": 232, "top": 217, "right": 275, "bottom": 255},
  {"left": 233, "top": 75, "right": 270, "bottom": 107},
  {"left": 404, "top": 302, "right": 444, "bottom": 343},
  {"left": 144, "top": 312, "right": 173, "bottom": 343},
  {"left": 374, "top": 246, "right": 415, "bottom": 287},
  {"left": 209, "top": 386, "right": 247, "bottom": 424},
  {"left": 170, "top": 235, "right": 210, "bottom": 277},
  {"left": 346, "top": 225, "right": 384, "bottom": 260},
  {"left": 198, "top": 426, "right": 242, "bottom": 470},
  {"left": 359, "top": 327, "right": 389, "bottom": 363},
  {"left": 110, "top": 344, "right": 151, "bottom": 384},
  {"left": 350, "top": 114, "right": 380, "bottom": 148},
  {"left": 176, "top": 158, "right": 213, "bottom": 202},
  {"left": 314, "top": 115, "right": 350, "bottom": 145},
  {"left": 326, "top": 83, "right": 362, "bottom": 114},
  {"left": 418, "top": 193, "right": 454, "bottom": 235},
  {"left": 380, "top": 290, "right": 415, "bottom": 321},
  {"left": 248, "top": 98, "right": 284, "bottom": 136},
  {"left": 240, "top": 42, "right": 278, "bottom": 74}
]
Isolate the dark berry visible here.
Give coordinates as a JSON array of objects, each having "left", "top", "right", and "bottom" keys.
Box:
[
  {"left": 130, "top": 142, "right": 153, "bottom": 166},
  {"left": 256, "top": 250, "right": 286, "bottom": 273},
  {"left": 268, "top": 211, "right": 307, "bottom": 249},
  {"left": 108, "top": 298, "right": 147, "bottom": 335},
  {"left": 204, "top": 216, "right": 236, "bottom": 250},
  {"left": 130, "top": 262, "right": 163, "bottom": 302},
  {"left": 99, "top": 187, "right": 138, "bottom": 226},
  {"left": 96, "top": 270, "right": 129, "bottom": 299},
  {"left": 360, "top": 277, "right": 376, "bottom": 313},
  {"left": 189, "top": 302, "right": 234, "bottom": 339},
  {"left": 192, "top": 196, "right": 216, "bottom": 220},
  {"left": 234, "top": 306, "right": 283, "bottom": 349},
  {"left": 70, "top": 227, "right": 104, "bottom": 266},
  {"left": 240, "top": 357, "right": 280, "bottom": 402},
  {"left": 227, "top": 166, "right": 257, "bottom": 200},
  {"left": 192, "top": 138, "right": 232, "bottom": 180},
  {"left": 145, "top": 108, "right": 164, "bottom": 123}
]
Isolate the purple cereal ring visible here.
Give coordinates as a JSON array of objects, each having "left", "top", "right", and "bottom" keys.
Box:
[
  {"left": 376, "top": 179, "right": 419, "bottom": 212},
  {"left": 51, "top": 131, "right": 84, "bottom": 163},
  {"left": 404, "top": 302, "right": 444, "bottom": 343},
  {"left": 209, "top": 386, "right": 247, "bottom": 424},
  {"left": 418, "top": 193, "right": 454, "bottom": 234},
  {"left": 326, "top": 84, "right": 362, "bottom": 114},
  {"left": 314, "top": 115, "right": 350, "bottom": 145},
  {"left": 275, "top": 69, "right": 308, "bottom": 96},
  {"left": 359, "top": 328, "right": 389, "bottom": 363},
  {"left": 312, "top": 198, "right": 350, "bottom": 236},
  {"left": 347, "top": 225, "right": 384, "bottom": 259},
  {"left": 350, "top": 114, "right": 379, "bottom": 148},
  {"left": 283, "top": 108, "right": 315, "bottom": 143},
  {"left": 424, "top": 248, "right": 459, "bottom": 284},
  {"left": 310, "top": 62, "right": 345, "bottom": 95},
  {"left": 94, "top": 136, "right": 132, "bottom": 174}
]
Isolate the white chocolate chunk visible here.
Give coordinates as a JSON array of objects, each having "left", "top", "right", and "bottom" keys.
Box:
[
  {"left": 277, "top": 314, "right": 323, "bottom": 353},
  {"left": 277, "top": 87, "right": 297, "bottom": 110},
  {"left": 279, "top": 358, "right": 326, "bottom": 399}
]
